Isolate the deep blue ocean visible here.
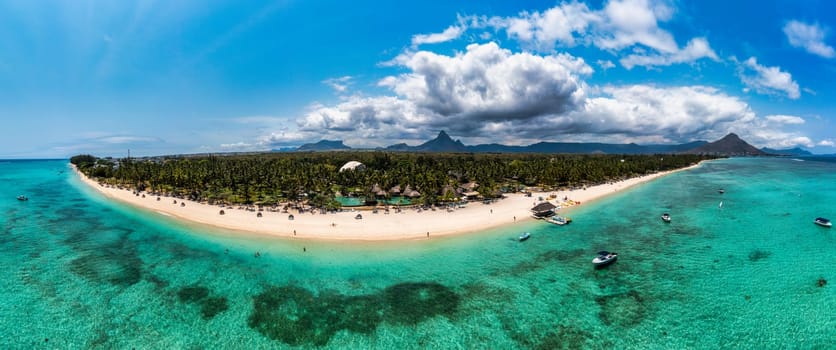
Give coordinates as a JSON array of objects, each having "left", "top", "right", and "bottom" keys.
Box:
[{"left": 0, "top": 158, "right": 833, "bottom": 348}]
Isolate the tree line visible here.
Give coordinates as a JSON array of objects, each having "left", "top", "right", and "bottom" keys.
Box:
[{"left": 71, "top": 152, "right": 716, "bottom": 207}]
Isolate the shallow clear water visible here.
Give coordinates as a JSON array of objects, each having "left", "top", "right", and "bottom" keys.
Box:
[
  {"left": 0, "top": 158, "right": 833, "bottom": 348},
  {"left": 335, "top": 196, "right": 412, "bottom": 207}
]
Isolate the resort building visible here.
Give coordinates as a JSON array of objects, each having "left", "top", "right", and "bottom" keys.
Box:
[{"left": 530, "top": 202, "right": 557, "bottom": 219}]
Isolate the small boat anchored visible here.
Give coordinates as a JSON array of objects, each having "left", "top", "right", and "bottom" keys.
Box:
[
  {"left": 547, "top": 216, "right": 572, "bottom": 225},
  {"left": 661, "top": 213, "right": 671, "bottom": 223},
  {"left": 814, "top": 217, "right": 832, "bottom": 227},
  {"left": 718, "top": 189, "right": 725, "bottom": 194},
  {"left": 518, "top": 232, "right": 531, "bottom": 241},
  {"left": 592, "top": 251, "right": 618, "bottom": 267},
  {"left": 16, "top": 195, "right": 28, "bottom": 201}
]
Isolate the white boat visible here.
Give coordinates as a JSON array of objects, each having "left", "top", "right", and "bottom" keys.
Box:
[
  {"left": 518, "top": 232, "right": 531, "bottom": 241},
  {"left": 814, "top": 217, "right": 832, "bottom": 227},
  {"left": 661, "top": 213, "right": 671, "bottom": 223},
  {"left": 592, "top": 251, "right": 617, "bottom": 267},
  {"left": 547, "top": 216, "right": 572, "bottom": 225},
  {"left": 16, "top": 195, "right": 28, "bottom": 201}
]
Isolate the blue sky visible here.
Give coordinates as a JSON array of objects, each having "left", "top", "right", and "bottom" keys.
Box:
[{"left": 2, "top": 0, "right": 836, "bottom": 158}]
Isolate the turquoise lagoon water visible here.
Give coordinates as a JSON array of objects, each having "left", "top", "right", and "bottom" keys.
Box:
[
  {"left": 335, "top": 196, "right": 412, "bottom": 207},
  {"left": 0, "top": 158, "right": 833, "bottom": 348}
]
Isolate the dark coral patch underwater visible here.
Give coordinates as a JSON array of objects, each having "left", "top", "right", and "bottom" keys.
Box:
[
  {"left": 248, "top": 282, "right": 460, "bottom": 346},
  {"left": 177, "top": 285, "right": 229, "bottom": 320}
]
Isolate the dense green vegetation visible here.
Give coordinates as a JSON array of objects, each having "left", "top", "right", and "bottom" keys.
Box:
[{"left": 71, "top": 152, "right": 715, "bottom": 206}]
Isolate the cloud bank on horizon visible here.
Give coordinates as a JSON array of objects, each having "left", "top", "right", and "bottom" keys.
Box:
[{"left": 259, "top": 0, "right": 830, "bottom": 151}]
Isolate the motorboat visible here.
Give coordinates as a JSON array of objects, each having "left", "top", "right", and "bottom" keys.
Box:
[
  {"left": 814, "top": 217, "right": 832, "bottom": 227},
  {"left": 518, "top": 232, "right": 531, "bottom": 241},
  {"left": 718, "top": 189, "right": 725, "bottom": 194},
  {"left": 16, "top": 195, "right": 28, "bottom": 201},
  {"left": 661, "top": 213, "right": 671, "bottom": 223},
  {"left": 592, "top": 251, "right": 618, "bottom": 267},
  {"left": 547, "top": 216, "right": 572, "bottom": 225}
]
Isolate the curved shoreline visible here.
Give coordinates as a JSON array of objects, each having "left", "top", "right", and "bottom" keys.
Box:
[{"left": 71, "top": 162, "right": 703, "bottom": 241}]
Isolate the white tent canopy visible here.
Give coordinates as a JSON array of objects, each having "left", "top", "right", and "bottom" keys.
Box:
[{"left": 339, "top": 161, "right": 365, "bottom": 172}]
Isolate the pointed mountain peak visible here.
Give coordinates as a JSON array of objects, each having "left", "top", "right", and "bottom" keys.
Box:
[
  {"left": 415, "top": 131, "right": 467, "bottom": 152},
  {"left": 684, "top": 132, "right": 767, "bottom": 156}
]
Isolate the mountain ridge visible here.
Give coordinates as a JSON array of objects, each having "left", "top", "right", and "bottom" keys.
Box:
[
  {"left": 296, "top": 140, "right": 351, "bottom": 152},
  {"left": 760, "top": 147, "right": 812, "bottom": 156},
  {"left": 291, "top": 131, "right": 779, "bottom": 156}
]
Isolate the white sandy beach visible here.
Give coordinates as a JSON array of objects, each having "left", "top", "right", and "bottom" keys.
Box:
[{"left": 72, "top": 163, "right": 701, "bottom": 241}]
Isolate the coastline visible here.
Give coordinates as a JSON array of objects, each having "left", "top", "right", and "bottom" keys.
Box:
[{"left": 71, "top": 162, "right": 703, "bottom": 241}]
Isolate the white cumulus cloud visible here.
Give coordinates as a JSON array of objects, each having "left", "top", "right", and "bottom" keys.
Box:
[
  {"left": 323, "top": 76, "right": 353, "bottom": 93},
  {"left": 292, "top": 43, "right": 593, "bottom": 141},
  {"left": 411, "top": 25, "right": 465, "bottom": 47},
  {"left": 764, "top": 115, "right": 805, "bottom": 125},
  {"left": 783, "top": 20, "right": 835, "bottom": 58},
  {"left": 597, "top": 59, "right": 616, "bottom": 70},
  {"left": 737, "top": 57, "right": 800, "bottom": 99},
  {"left": 467, "top": 0, "right": 717, "bottom": 68},
  {"left": 492, "top": 1, "right": 596, "bottom": 50},
  {"left": 564, "top": 85, "right": 756, "bottom": 142},
  {"left": 621, "top": 37, "right": 718, "bottom": 69},
  {"left": 381, "top": 42, "right": 590, "bottom": 126}
]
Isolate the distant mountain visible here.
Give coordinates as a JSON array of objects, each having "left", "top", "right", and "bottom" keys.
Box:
[
  {"left": 292, "top": 131, "right": 766, "bottom": 156},
  {"left": 683, "top": 133, "right": 767, "bottom": 156},
  {"left": 466, "top": 140, "right": 708, "bottom": 154},
  {"left": 760, "top": 147, "right": 812, "bottom": 156},
  {"left": 384, "top": 143, "right": 412, "bottom": 151},
  {"left": 296, "top": 140, "right": 351, "bottom": 152},
  {"left": 386, "top": 131, "right": 468, "bottom": 152}
]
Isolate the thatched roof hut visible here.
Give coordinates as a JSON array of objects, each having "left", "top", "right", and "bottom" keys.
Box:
[
  {"left": 463, "top": 191, "right": 481, "bottom": 199},
  {"left": 530, "top": 202, "right": 557, "bottom": 218},
  {"left": 389, "top": 185, "right": 401, "bottom": 195},
  {"left": 531, "top": 202, "right": 557, "bottom": 213},
  {"left": 460, "top": 182, "right": 479, "bottom": 191},
  {"left": 402, "top": 184, "right": 421, "bottom": 198}
]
